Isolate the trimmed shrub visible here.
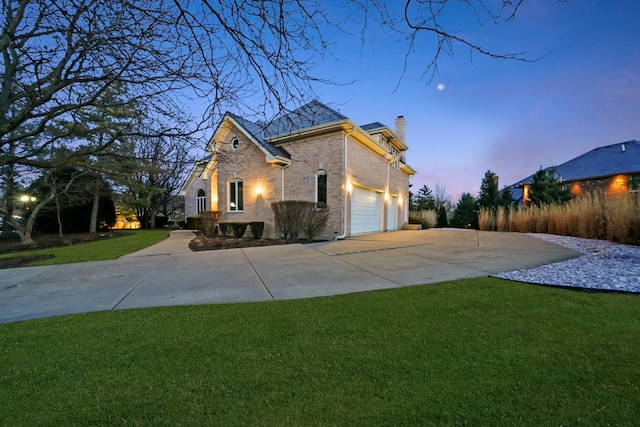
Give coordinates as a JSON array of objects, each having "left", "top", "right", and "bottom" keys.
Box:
[
  {"left": 218, "top": 222, "right": 233, "bottom": 237},
  {"left": 200, "top": 210, "right": 220, "bottom": 235},
  {"left": 231, "top": 222, "right": 248, "bottom": 238},
  {"left": 271, "top": 200, "right": 305, "bottom": 239},
  {"left": 301, "top": 203, "right": 329, "bottom": 241},
  {"left": 272, "top": 200, "right": 329, "bottom": 240},
  {"left": 409, "top": 216, "right": 429, "bottom": 229},
  {"left": 186, "top": 216, "right": 201, "bottom": 230},
  {"left": 249, "top": 221, "right": 265, "bottom": 239}
]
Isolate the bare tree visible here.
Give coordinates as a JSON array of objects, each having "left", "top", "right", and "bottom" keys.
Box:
[
  {"left": 350, "top": 0, "right": 550, "bottom": 85},
  {"left": 1, "top": 0, "right": 551, "bottom": 244},
  {"left": 116, "top": 134, "right": 192, "bottom": 229}
]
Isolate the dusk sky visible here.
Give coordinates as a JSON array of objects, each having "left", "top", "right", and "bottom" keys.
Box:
[{"left": 307, "top": 0, "right": 640, "bottom": 202}]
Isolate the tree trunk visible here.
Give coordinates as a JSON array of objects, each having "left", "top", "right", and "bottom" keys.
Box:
[
  {"left": 89, "top": 176, "right": 101, "bottom": 233},
  {"left": 55, "top": 192, "right": 64, "bottom": 238},
  {"left": 1, "top": 161, "right": 16, "bottom": 238}
]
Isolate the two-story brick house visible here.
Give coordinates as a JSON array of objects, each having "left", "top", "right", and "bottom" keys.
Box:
[{"left": 180, "top": 100, "right": 416, "bottom": 239}]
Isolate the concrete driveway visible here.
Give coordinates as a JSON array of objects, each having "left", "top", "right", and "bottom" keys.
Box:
[{"left": 0, "top": 229, "right": 579, "bottom": 324}]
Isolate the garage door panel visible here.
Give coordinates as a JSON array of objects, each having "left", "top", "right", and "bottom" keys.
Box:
[
  {"left": 351, "top": 187, "right": 381, "bottom": 234},
  {"left": 387, "top": 196, "right": 397, "bottom": 231}
]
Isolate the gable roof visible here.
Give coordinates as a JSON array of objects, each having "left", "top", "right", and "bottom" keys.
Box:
[
  {"left": 225, "top": 112, "right": 290, "bottom": 159},
  {"left": 512, "top": 140, "right": 640, "bottom": 187}
]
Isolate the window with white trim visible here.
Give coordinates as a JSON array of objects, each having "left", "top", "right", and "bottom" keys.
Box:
[
  {"left": 196, "top": 189, "right": 206, "bottom": 214},
  {"left": 231, "top": 137, "right": 240, "bottom": 150},
  {"left": 316, "top": 170, "right": 327, "bottom": 205},
  {"left": 229, "top": 179, "right": 243, "bottom": 211}
]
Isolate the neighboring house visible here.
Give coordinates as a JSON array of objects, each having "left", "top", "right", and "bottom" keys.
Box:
[
  {"left": 180, "top": 100, "right": 417, "bottom": 239},
  {"left": 511, "top": 140, "right": 640, "bottom": 203}
]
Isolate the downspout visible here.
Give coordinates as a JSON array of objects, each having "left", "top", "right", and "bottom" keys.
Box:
[
  {"left": 335, "top": 126, "right": 356, "bottom": 240},
  {"left": 281, "top": 165, "right": 286, "bottom": 201},
  {"left": 386, "top": 160, "right": 390, "bottom": 231}
]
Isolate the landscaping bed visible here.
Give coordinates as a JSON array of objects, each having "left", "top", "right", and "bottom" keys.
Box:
[{"left": 189, "top": 234, "right": 321, "bottom": 251}]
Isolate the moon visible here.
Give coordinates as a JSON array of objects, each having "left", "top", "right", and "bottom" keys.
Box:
[{"left": 437, "top": 84, "right": 445, "bottom": 91}]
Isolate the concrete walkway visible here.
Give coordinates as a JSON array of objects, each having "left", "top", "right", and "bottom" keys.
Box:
[{"left": 0, "top": 229, "right": 579, "bottom": 324}]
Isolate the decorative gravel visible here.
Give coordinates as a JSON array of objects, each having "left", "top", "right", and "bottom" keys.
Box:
[{"left": 492, "top": 233, "right": 640, "bottom": 293}]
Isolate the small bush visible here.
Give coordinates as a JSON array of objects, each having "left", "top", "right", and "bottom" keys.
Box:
[
  {"left": 409, "top": 216, "right": 429, "bottom": 229},
  {"left": 272, "top": 201, "right": 305, "bottom": 239},
  {"left": 200, "top": 211, "right": 220, "bottom": 235},
  {"left": 409, "top": 210, "right": 437, "bottom": 228},
  {"left": 218, "top": 223, "right": 233, "bottom": 237},
  {"left": 301, "top": 203, "right": 329, "bottom": 241},
  {"left": 231, "top": 222, "right": 248, "bottom": 238},
  {"left": 186, "top": 216, "right": 201, "bottom": 230},
  {"left": 272, "top": 201, "right": 329, "bottom": 240},
  {"left": 249, "top": 222, "right": 265, "bottom": 239}
]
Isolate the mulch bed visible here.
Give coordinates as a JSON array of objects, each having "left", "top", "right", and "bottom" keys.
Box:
[{"left": 189, "top": 234, "right": 320, "bottom": 251}]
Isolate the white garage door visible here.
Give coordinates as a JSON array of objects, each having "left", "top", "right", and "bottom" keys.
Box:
[
  {"left": 387, "top": 196, "right": 398, "bottom": 231},
  {"left": 351, "top": 187, "right": 381, "bottom": 234}
]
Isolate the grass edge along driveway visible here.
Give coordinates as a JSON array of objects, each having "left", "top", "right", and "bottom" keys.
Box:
[
  {"left": 1, "top": 277, "right": 638, "bottom": 426},
  {"left": 0, "top": 229, "right": 169, "bottom": 266}
]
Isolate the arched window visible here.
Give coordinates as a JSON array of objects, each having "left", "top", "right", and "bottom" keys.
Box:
[
  {"left": 316, "top": 170, "right": 327, "bottom": 205},
  {"left": 196, "top": 189, "right": 206, "bottom": 214},
  {"left": 229, "top": 179, "right": 243, "bottom": 211},
  {"left": 231, "top": 137, "right": 240, "bottom": 150}
]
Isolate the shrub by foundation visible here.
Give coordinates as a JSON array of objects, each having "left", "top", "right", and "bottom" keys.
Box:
[
  {"left": 218, "top": 223, "right": 233, "bottom": 237},
  {"left": 231, "top": 222, "right": 248, "bottom": 239},
  {"left": 301, "top": 203, "right": 329, "bottom": 241},
  {"left": 272, "top": 201, "right": 328, "bottom": 240},
  {"left": 271, "top": 201, "right": 304, "bottom": 239},
  {"left": 249, "top": 222, "right": 265, "bottom": 239},
  {"left": 186, "top": 216, "right": 201, "bottom": 230},
  {"left": 199, "top": 211, "right": 219, "bottom": 235}
]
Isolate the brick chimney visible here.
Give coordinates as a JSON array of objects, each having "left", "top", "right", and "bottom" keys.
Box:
[{"left": 395, "top": 115, "right": 406, "bottom": 144}]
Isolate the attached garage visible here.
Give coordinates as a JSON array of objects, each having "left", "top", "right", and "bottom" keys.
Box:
[
  {"left": 351, "top": 186, "right": 382, "bottom": 234},
  {"left": 387, "top": 196, "right": 398, "bottom": 231}
]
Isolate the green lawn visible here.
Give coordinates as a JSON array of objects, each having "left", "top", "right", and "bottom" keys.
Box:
[
  {"left": 1, "top": 278, "right": 638, "bottom": 426},
  {"left": 0, "top": 229, "right": 169, "bottom": 266}
]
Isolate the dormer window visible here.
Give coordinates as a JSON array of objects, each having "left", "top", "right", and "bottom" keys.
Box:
[{"left": 231, "top": 138, "right": 240, "bottom": 150}]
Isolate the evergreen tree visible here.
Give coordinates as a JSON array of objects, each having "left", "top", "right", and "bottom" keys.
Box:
[
  {"left": 413, "top": 185, "right": 436, "bottom": 211},
  {"left": 528, "top": 168, "right": 572, "bottom": 206},
  {"left": 478, "top": 170, "right": 500, "bottom": 209},
  {"left": 498, "top": 185, "right": 515, "bottom": 207},
  {"left": 437, "top": 206, "right": 448, "bottom": 227},
  {"left": 451, "top": 193, "right": 479, "bottom": 229}
]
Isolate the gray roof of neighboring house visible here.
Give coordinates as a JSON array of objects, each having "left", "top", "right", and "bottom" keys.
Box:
[
  {"left": 224, "top": 100, "right": 348, "bottom": 158},
  {"left": 511, "top": 140, "right": 640, "bottom": 187}
]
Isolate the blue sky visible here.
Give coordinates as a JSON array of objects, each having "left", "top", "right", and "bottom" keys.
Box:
[{"left": 307, "top": 0, "right": 640, "bottom": 202}]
